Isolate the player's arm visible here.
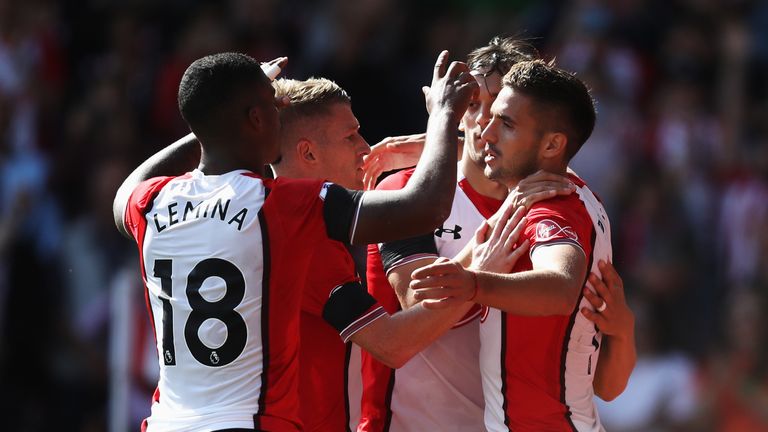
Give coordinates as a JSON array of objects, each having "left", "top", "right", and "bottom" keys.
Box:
[
  {"left": 348, "top": 52, "right": 477, "bottom": 245},
  {"left": 321, "top": 274, "right": 471, "bottom": 369},
  {"left": 581, "top": 261, "right": 636, "bottom": 401},
  {"left": 410, "top": 243, "right": 586, "bottom": 316},
  {"left": 112, "top": 58, "right": 289, "bottom": 238},
  {"left": 112, "top": 133, "right": 201, "bottom": 238},
  {"left": 349, "top": 274, "right": 475, "bottom": 369}
]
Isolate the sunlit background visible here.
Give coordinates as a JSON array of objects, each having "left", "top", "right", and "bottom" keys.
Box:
[{"left": 1, "top": 0, "right": 767, "bottom": 431}]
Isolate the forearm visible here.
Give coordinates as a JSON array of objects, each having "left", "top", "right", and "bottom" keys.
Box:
[
  {"left": 594, "top": 331, "right": 637, "bottom": 401},
  {"left": 353, "top": 110, "right": 459, "bottom": 244},
  {"left": 112, "top": 133, "right": 201, "bottom": 237},
  {"left": 474, "top": 269, "right": 581, "bottom": 316},
  {"left": 357, "top": 300, "right": 473, "bottom": 368}
]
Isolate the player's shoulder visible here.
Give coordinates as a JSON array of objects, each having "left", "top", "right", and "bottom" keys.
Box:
[
  {"left": 267, "top": 176, "right": 329, "bottom": 200},
  {"left": 375, "top": 168, "right": 416, "bottom": 191},
  {"left": 129, "top": 174, "right": 188, "bottom": 211},
  {"left": 528, "top": 193, "right": 582, "bottom": 217}
]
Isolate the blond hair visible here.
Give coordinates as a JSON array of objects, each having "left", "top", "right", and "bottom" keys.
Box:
[{"left": 273, "top": 78, "right": 350, "bottom": 126}]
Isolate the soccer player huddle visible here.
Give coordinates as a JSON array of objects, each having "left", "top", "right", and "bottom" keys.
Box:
[{"left": 113, "top": 36, "right": 636, "bottom": 432}]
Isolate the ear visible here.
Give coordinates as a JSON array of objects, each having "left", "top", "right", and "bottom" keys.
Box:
[
  {"left": 247, "top": 107, "right": 263, "bottom": 132},
  {"left": 296, "top": 138, "right": 317, "bottom": 164},
  {"left": 540, "top": 132, "right": 568, "bottom": 160}
]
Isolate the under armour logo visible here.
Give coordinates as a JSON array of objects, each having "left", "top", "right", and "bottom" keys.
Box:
[{"left": 435, "top": 224, "right": 462, "bottom": 239}]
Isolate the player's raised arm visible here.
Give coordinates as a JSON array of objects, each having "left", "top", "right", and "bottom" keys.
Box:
[
  {"left": 112, "top": 133, "right": 201, "bottom": 238},
  {"left": 349, "top": 51, "right": 478, "bottom": 245},
  {"left": 112, "top": 57, "right": 289, "bottom": 239}
]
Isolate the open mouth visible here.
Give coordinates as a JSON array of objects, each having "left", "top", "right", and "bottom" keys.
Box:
[{"left": 484, "top": 145, "right": 499, "bottom": 164}]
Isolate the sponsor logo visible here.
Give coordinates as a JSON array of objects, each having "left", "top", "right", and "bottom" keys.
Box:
[
  {"left": 210, "top": 351, "right": 220, "bottom": 365},
  {"left": 435, "top": 224, "right": 462, "bottom": 239},
  {"left": 535, "top": 219, "right": 577, "bottom": 242}
]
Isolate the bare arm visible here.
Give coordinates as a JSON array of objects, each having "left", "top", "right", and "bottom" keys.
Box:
[
  {"left": 351, "top": 52, "right": 477, "bottom": 245},
  {"left": 411, "top": 243, "right": 586, "bottom": 316},
  {"left": 112, "top": 133, "right": 201, "bottom": 238},
  {"left": 388, "top": 257, "right": 437, "bottom": 309},
  {"left": 349, "top": 251, "right": 472, "bottom": 368},
  {"left": 581, "top": 261, "right": 636, "bottom": 401},
  {"left": 112, "top": 58, "right": 289, "bottom": 238},
  {"left": 350, "top": 259, "right": 474, "bottom": 369},
  {"left": 361, "top": 133, "right": 465, "bottom": 191}
]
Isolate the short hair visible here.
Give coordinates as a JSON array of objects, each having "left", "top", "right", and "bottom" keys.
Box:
[
  {"left": 467, "top": 36, "right": 538, "bottom": 77},
  {"left": 178, "top": 52, "right": 267, "bottom": 136},
  {"left": 273, "top": 78, "right": 350, "bottom": 126},
  {"left": 502, "top": 59, "right": 596, "bottom": 161}
]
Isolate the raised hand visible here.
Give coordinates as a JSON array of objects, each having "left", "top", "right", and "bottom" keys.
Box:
[
  {"left": 506, "top": 170, "right": 575, "bottom": 210},
  {"left": 426, "top": 51, "right": 479, "bottom": 122},
  {"left": 362, "top": 133, "right": 426, "bottom": 190},
  {"left": 471, "top": 205, "right": 530, "bottom": 273},
  {"left": 260, "top": 56, "right": 288, "bottom": 80}
]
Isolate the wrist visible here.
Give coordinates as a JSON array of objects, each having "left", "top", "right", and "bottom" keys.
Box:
[
  {"left": 469, "top": 270, "right": 480, "bottom": 302},
  {"left": 429, "top": 107, "right": 462, "bottom": 124}
]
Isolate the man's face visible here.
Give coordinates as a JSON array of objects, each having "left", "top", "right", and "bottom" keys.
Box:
[
  {"left": 461, "top": 72, "right": 502, "bottom": 170},
  {"left": 481, "top": 86, "right": 542, "bottom": 187},
  {"left": 311, "top": 103, "right": 370, "bottom": 189}
]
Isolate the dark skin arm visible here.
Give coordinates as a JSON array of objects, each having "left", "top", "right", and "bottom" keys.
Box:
[
  {"left": 113, "top": 52, "right": 478, "bottom": 246},
  {"left": 349, "top": 51, "right": 477, "bottom": 244},
  {"left": 112, "top": 133, "right": 201, "bottom": 238}
]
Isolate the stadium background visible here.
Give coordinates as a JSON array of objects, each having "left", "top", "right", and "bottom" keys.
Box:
[{"left": 1, "top": 0, "right": 767, "bottom": 430}]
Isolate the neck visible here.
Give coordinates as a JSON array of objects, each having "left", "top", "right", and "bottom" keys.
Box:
[
  {"left": 505, "top": 163, "right": 569, "bottom": 191},
  {"left": 460, "top": 155, "right": 507, "bottom": 200},
  {"left": 198, "top": 144, "right": 265, "bottom": 176},
  {"left": 270, "top": 162, "right": 305, "bottom": 180}
]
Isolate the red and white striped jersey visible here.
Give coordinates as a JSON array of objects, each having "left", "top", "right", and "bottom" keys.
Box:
[
  {"left": 479, "top": 173, "right": 611, "bottom": 432},
  {"left": 124, "top": 169, "right": 367, "bottom": 432},
  {"left": 359, "top": 166, "right": 500, "bottom": 432}
]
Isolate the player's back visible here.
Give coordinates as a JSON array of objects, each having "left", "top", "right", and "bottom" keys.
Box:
[{"left": 126, "top": 169, "right": 329, "bottom": 431}]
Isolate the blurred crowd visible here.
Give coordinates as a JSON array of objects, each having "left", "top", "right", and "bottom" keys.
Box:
[{"left": 0, "top": 0, "right": 767, "bottom": 431}]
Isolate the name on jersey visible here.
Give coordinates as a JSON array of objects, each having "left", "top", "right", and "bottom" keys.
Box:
[{"left": 152, "top": 198, "right": 249, "bottom": 233}]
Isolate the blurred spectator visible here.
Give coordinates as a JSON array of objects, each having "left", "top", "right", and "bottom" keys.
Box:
[{"left": 1, "top": 0, "right": 766, "bottom": 430}]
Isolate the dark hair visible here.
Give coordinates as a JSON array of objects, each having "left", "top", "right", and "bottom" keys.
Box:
[
  {"left": 467, "top": 36, "right": 538, "bottom": 77},
  {"left": 178, "top": 52, "right": 267, "bottom": 136},
  {"left": 273, "top": 77, "right": 350, "bottom": 126},
  {"left": 503, "top": 59, "right": 596, "bottom": 160}
]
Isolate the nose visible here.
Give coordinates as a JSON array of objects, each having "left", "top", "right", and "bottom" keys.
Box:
[
  {"left": 481, "top": 118, "right": 497, "bottom": 144},
  {"left": 359, "top": 136, "right": 371, "bottom": 156},
  {"left": 476, "top": 103, "right": 491, "bottom": 130}
]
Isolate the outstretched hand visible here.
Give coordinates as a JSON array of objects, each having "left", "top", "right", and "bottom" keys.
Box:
[
  {"left": 580, "top": 260, "right": 634, "bottom": 340},
  {"left": 362, "top": 133, "right": 426, "bottom": 190},
  {"left": 410, "top": 258, "right": 476, "bottom": 309},
  {"left": 506, "top": 170, "right": 575, "bottom": 210},
  {"left": 471, "top": 205, "right": 530, "bottom": 273},
  {"left": 426, "top": 51, "right": 478, "bottom": 121}
]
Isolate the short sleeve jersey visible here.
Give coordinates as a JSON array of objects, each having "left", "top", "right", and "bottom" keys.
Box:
[
  {"left": 124, "top": 169, "right": 366, "bottom": 432},
  {"left": 479, "top": 174, "right": 612, "bottom": 432},
  {"left": 359, "top": 165, "right": 500, "bottom": 432},
  {"left": 299, "top": 239, "right": 385, "bottom": 432}
]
